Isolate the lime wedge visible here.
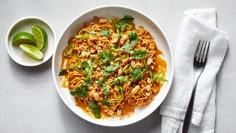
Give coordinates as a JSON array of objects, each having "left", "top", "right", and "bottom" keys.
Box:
[
  {"left": 19, "top": 44, "right": 43, "bottom": 60},
  {"left": 12, "top": 32, "right": 35, "bottom": 46},
  {"left": 31, "top": 25, "right": 47, "bottom": 51}
]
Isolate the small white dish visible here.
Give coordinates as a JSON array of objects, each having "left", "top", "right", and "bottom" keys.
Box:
[{"left": 6, "top": 16, "right": 56, "bottom": 66}]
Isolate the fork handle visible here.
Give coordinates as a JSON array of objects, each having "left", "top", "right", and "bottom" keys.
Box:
[{"left": 182, "top": 87, "right": 196, "bottom": 133}]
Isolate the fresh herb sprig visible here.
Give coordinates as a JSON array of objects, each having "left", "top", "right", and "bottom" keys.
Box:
[
  {"left": 99, "top": 50, "right": 114, "bottom": 64},
  {"left": 111, "top": 15, "right": 134, "bottom": 33},
  {"left": 131, "top": 50, "right": 147, "bottom": 59},
  {"left": 122, "top": 31, "right": 138, "bottom": 52},
  {"left": 130, "top": 67, "right": 143, "bottom": 81},
  {"left": 88, "top": 101, "right": 101, "bottom": 118}
]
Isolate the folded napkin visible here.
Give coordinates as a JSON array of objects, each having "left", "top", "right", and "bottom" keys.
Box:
[{"left": 160, "top": 9, "right": 228, "bottom": 133}]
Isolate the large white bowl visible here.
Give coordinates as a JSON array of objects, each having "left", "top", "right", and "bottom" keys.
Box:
[{"left": 52, "top": 5, "right": 174, "bottom": 127}]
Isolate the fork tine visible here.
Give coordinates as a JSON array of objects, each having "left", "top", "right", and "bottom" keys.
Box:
[
  {"left": 199, "top": 40, "right": 206, "bottom": 63},
  {"left": 199, "top": 41, "right": 207, "bottom": 63},
  {"left": 202, "top": 41, "right": 210, "bottom": 63},
  {"left": 195, "top": 40, "right": 202, "bottom": 62}
]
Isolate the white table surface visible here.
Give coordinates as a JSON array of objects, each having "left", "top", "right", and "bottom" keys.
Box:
[{"left": 1, "top": 0, "right": 235, "bottom": 132}]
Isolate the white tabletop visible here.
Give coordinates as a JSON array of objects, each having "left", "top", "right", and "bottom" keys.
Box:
[{"left": 1, "top": 0, "right": 235, "bottom": 133}]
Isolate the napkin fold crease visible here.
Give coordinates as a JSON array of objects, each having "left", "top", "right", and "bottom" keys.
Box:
[{"left": 160, "top": 9, "right": 228, "bottom": 133}]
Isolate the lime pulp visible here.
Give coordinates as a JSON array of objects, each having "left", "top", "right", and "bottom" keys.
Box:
[
  {"left": 31, "top": 25, "right": 48, "bottom": 51},
  {"left": 19, "top": 44, "right": 43, "bottom": 60}
]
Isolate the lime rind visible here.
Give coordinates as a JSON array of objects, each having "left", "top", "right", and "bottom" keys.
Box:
[{"left": 12, "top": 32, "right": 35, "bottom": 46}]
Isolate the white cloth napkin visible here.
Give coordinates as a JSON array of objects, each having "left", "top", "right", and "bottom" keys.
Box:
[{"left": 160, "top": 9, "right": 228, "bottom": 133}]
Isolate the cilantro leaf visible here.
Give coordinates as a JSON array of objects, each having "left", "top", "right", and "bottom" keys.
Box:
[
  {"left": 128, "top": 31, "right": 138, "bottom": 45},
  {"left": 122, "top": 42, "right": 133, "bottom": 52},
  {"left": 131, "top": 50, "right": 147, "bottom": 59},
  {"left": 130, "top": 67, "right": 143, "bottom": 81},
  {"left": 88, "top": 101, "right": 101, "bottom": 118},
  {"left": 118, "top": 15, "right": 134, "bottom": 31},
  {"left": 153, "top": 71, "right": 168, "bottom": 82},
  {"left": 114, "top": 44, "right": 118, "bottom": 49},
  {"left": 111, "top": 15, "right": 134, "bottom": 33},
  {"left": 84, "top": 77, "right": 93, "bottom": 86},
  {"left": 97, "top": 77, "right": 106, "bottom": 87},
  {"left": 119, "top": 15, "right": 134, "bottom": 24},
  {"left": 102, "top": 86, "right": 110, "bottom": 99},
  {"left": 122, "top": 31, "right": 138, "bottom": 52},
  {"left": 103, "top": 64, "right": 119, "bottom": 76},
  {"left": 59, "top": 69, "right": 67, "bottom": 76},
  {"left": 70, "top": 85, "right": 88, "bottom": 98},
  {"left": 81, "top": 60, "right": 93, "bottom": 76},
  {"left": 100, "top": 29, "right": 111, "bottom": 37},
  {"left": 101, "top": 99, "right": 110, "bottom": 106},
  {"left": 75, "top": 34, "right": 89, "bottom": 39},
  {"left": 114, "top": 76, "right": 130, "bottom": 85},
  {"left": 99, "top": 50, "right": 114, "bottom": 64}
]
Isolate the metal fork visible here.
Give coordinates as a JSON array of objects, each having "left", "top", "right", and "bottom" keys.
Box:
[{"left": 182, "top": 40, "right": 211, "bottom": 133}]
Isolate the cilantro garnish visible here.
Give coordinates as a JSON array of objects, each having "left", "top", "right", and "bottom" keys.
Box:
[
  {"left": 103, "top": 64, "right": 119, "bottom": 76},
  {"left": 130, "top": 67, "right": 143, "bottom": 81},
  {"left": 70, "top": 85, "right": 88, "bottom": 98},
  {"left": 128, "top": 31, "right": 138, "bottom": 44},
  {"left": 122, "top": 31, "right": 138, "bottom": 52},
  {"left": 59, "top": 69, "right": 67, "bottom": 76},
  {"left": 114, "top": 44, "right": 118, "bottom": 49},
  {"left": 114, "top": 76, "right": 130, "bottom": 85},
  {"left": 101, "top": 99, "right": 110, "bottom": 106},
  {"left": 131, "top": 50, "right": 147, "bottom": 59},
  {"left": 88, "top": 101, "right": 101, "bottom": 118},
  {"left": 84, "top": 77, "right": 93, "bottom": 86},
  {"left": 100, "top": 29, "right": 111, "bottom": 37},
  {"left": 99, "top": 50, "right": 114, "bottom": 64},
  {"left": 102, "top": 86, "right": 110, "bottom": 99},
  {"left": 97, "top": 77, "right": 106, "bottom": 87},
  {"left": 81, "top": 60, "right": 93, "bottom": 76},
  {"left": 118, "top": 15, "right": 134, "bottom": 31},
  {"left": 111, "top": 15, "right": 134, "bottom": 33},
  {"left": 119, "top": 15, "right": 134, "bottom": 24}
]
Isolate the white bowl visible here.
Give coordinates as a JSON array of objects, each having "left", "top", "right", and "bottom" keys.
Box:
[
  {"left": 52, "top": 5, "right": 174, "bottom": 127},
  {"left": 6, "top": 16, "right": 56, "bottom": 66}
]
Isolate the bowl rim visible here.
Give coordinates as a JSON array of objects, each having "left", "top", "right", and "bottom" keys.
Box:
[
  {"left": 5, "top": 16, "right": 56, "bottom": 67},
  {"left": 52, "top": 5, "right": 174, "bottom": 127}
]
